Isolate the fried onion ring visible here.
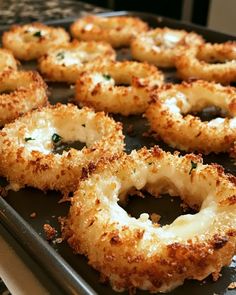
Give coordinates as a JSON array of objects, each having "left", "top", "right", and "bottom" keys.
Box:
[
  {"left": 0, "top": 70, "right": 48, "bottom": 126},
  {"left": 131, "top": 27, "right": 204, "bottom": 67},
  {"left": 146, "top": 80, "right": 236, "bottom": 154},
  {"left": 176, "top": 42, "right": 236, "bottom": 84},
  {"left": 64, "top": 147, "right": 236, "bottom": 293},
  {"left": 2, "top": 23, "right": 70, "bottom": 60},
  {"left": 75, "top": 61, "right": 164, "bottom": 115},
  {"left": 38, "top": 40, "right": 116, "bottom": 83},
  {"left": 0, "top": 104, "right": 124, "bottom": 193},
  {"left": 70, "top": 15, "right": 148, "bottom": 48},
  {"left": 0, "top": 48, "right": 17, "bottom": 73}
]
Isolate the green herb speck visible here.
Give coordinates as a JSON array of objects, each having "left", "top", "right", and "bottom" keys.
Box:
[
  {"left": 33, "top": 31, "right": 42, "bottom": 37},
  {"left": 52, "top": 133, "right": 62, "bottom": 144},
  {"left": 103, "top": 74, "right": 111, "bottom": 80},
  {"left": 25, "top": 137, "right": 35, "bottom": 142},
  {"left": 189, "top": 161, "right": 197, "bottom": 175},
  {"left": 56, "top": 52, "right": 65, "bottom": 60}
]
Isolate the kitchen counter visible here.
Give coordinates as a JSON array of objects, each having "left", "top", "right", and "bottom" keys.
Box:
[{"left": 0, "top": 0, "right": 107, "bottom": 26}]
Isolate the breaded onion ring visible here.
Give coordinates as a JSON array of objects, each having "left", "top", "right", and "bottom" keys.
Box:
[
  {"left": 0, "top": 48, "right": 17, "bottom": 73},
  {"left": 2, "top": 23, "right": 70, "bottom": 60},
  {"left": 146, "top": 80, "right": 236, "bottom": 154},
  {"left": 38, "top": 40, "right": 116, "bottom": 83},
  {"left": 64, "top": 147, "right": 236, "bottom": 293},
  {"left": 0, "top": 104, "right": 124, "bottom": 193},
  {"left": 75, "top": 61, "right": 164, "bottom": 115},
  {"left": 131, "top": 27, "right": 204, "bottom": 67},
  {"left": 70, "top": 15, "right": 148, "bottom": 48},
  {"left": 0, "top": 70, "right": 48, "bottom": 126},
  {"left": 176, "top": 42, "right": 236, "bottom": 84}
]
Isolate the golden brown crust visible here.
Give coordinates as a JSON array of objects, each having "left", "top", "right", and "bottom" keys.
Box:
[
  {"left": 176, "top": 42, "right": 236, "bottom": 84},
  {"left": 0, "top": 70, "right": 48, "bottom": 126},
  {"left": 0, "top": 48, "right": 18, "bottom": 73},
  {"left": 131, "top": 27, "right": 204, "bottom": 67},
  {"left": 0, "top": 104, "right": 124, "bottom": 193},
  {"left": 146, "top": 80, "right": 236, "bottom": 154},
  {"left": 75, "top": 61, "right": 164, "bottom": 115},
  {"left": 38, "top": 40, "right": 116, "bottom": 83},
  {"left": 64, "top": 147, "right": 236, "bottom": 293},
  {"left": 70, "top": 15, "right": 148, "bottom": 48},
  {"left": 2, "top": 22, "right": 70, "bottom": 60}
]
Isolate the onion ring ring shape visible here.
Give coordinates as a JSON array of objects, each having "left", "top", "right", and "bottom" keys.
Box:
[
  {"left": 0, "top": 48, "right": 17, "bottom": 73},
  {"left": 131, "top": 27, "right": 204, "bottom": 68},
  {"left": 70, "top": 15, "right": 148, "bottom": 48},
  {"left": 38, "top": 40, "right": 116, "bottom": 83},
  {"left": 176, "top": 42, "right": 236, "bottom": 84},
  {"left": 2, "top": 23, "right": 70, "bottom": 61},
  {"left": 65, "top": 147, "right": 236, "bottom": 293},
  {"left": 75, "top": 61, "right": 164, "bottom": 115},
  {"left": 0, "top": 104, "right": 124, "bottom": 193},
  {"left": 0, "top": 70, "right": 48, "bottom": 126},
  {"left": 145, "top": 80, "right": 236, "bottom": 154}
]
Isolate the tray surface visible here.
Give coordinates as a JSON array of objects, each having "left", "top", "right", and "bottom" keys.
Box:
[{"left": 0, "top": 11, "right": 236, "bottom": 295}]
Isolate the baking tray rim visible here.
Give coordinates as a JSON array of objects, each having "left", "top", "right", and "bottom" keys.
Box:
[{"left": 0, "top": 10, "right": 235, "bottom": 295}]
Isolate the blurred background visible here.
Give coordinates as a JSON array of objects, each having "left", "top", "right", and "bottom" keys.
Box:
[{"left": 81, "top": 0, "right": 236, "bottom": 35}]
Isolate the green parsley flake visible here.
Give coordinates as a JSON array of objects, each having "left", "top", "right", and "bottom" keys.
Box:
[
  {"left": 52, "top": 133, "right": 62, "bottom": 144},
  {"left": 25, "top": 137, "right": 35, "bottom": 142},
  {"left": 56, "top": 52, "right": 65, "bottom": 60},
  {"left": 103, "top": 74, "right": 111, "bottom": 80},
  {"left": 33, "top": 31, "right": 42, "bottom": 37},
  {"left": 189, "top": 161, "right": 197, "bottom": 175}
]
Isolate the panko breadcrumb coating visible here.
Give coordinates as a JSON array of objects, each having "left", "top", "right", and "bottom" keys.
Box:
[
  {"left": 0, "top": 104, "right": 124, "bottom": 194},
  {"left": 64, "top": 147, "right": 236, "bottom": 293}
]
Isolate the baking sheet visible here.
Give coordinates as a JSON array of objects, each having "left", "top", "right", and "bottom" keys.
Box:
[{"left": 0, "top": 11, "right": 236, "bottom": 295}]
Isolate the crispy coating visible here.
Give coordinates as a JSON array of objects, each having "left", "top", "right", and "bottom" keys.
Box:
[
  {"left": 75, "top": 61, "right": 164, "bottom": 115},
  {"left": 176, "top": 42, "right": 236, "bottom": 84},
  {"left": 0, "top": 104, "right": 124, "bottom": 194},
  {"left": 2, "top": 23, "right": 70, "bottom": 60},
  {"left": 0, "top": 70, "right": 48, "bottom": 126},
  {"left": 131, "top": 27, "right": 204, "bottom": 67},
  {"left": 64, "top": 147, "right": 236, "bottom": 293},
  {"left": 0, "top": 48, "right": 17, "bottom": 73},
  {"left": 38, "top": 40, "right": 116, "bottom": 83},
  {"left": 146, "top": 80, "right": 236, "bottom": 154},
  {"left": 70, "top": 15, "right": 148, "bottom": 48}
]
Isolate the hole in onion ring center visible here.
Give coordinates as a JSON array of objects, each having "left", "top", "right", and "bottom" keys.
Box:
[
  {"left": 188, "top": 105, "right": 228, "bottom": 122},
  {"left": 119, "top": 190, "right": 197, "bottom": 226},
  {"left": 52, "top": 140, "right": 86, "bottom": 154}
]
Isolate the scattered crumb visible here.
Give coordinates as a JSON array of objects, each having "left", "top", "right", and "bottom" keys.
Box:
[
  {"left": 180, "top": 202, "right": 189, "bottom": 212},
  {"left": 150, "top": 213, "right": 161, "bottom": 224},
  {"left": 53, "top": 237, "right": 63, "bottom": 244},
  {"left": 129, "top": 188, "right": 145, "bottom": 198},
  {"left": 58, "top": 195, "right": 71, "bottom": 203},
  {"left": 212, "top": 272, "right": 221, "bottom": 281},
  {"left": 228, "top": 282, "right": 236, "bottom": 289},
  {"left": 0, "top": 186, "right": 8, "bottom": 197},
  {"left": 43, "top": 223, "right": 57, "bottom": 241},
  {"left": 30, "top": 212, "right": 37, "bottom": 218}
]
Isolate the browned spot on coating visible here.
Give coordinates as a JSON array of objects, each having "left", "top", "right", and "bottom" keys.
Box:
[
  {"left": 212, "top": 235, "right": 228, "bottom": 249},
  {"left": 220, "top": 195, "right": 236, "bottom": 206},
  {"left": 110, "top": 234, "right": 122, "bottom": 245}
]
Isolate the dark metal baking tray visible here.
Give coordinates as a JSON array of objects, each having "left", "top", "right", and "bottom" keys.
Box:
[{"left": 0, "top": 10, "right": 236, "bottom": 295}]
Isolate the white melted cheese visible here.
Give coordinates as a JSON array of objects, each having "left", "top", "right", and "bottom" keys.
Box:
[
  {"left": 207, "top": 117, "right": 225, "bottom": 127},
  {"left": 164, "top": 92, "right": 189, "bottom": 114},
  {"left": 92, "top": 73, "right": 115, "bottom": 87}
]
